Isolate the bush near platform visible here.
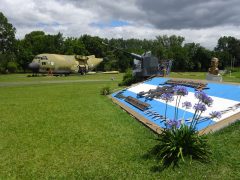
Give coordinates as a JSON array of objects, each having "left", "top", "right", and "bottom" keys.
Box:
[
  {"left": 100, "top": 86, "right": 111, "bottom": 95},
  {"left": 119, "top": 69, "right": 136, "bottom": 86}
]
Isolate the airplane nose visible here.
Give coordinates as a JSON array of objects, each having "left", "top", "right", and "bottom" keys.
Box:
[{"left": 28, "top": 62, "right": 40, "bottom": 72}]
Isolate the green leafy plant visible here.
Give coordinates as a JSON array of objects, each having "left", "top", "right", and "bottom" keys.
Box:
[
  {"left": 118, "top": 69, "right": 136, "bottom": 86},
  {"left": 7, "top": 61, "right": 18, "bottom": 73},
  {"left": 100, "top": 86, "right": 111, "bottom": 95},
  {"left": 151, "top": 125, "right": 211, "bottom": 168},
  {"left": 147, "top": 87, "right": 221, "bottom": 168}
]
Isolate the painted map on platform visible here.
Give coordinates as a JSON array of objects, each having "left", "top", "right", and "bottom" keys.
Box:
[{"left": 112, "top": 77, "right": 240, "bottom": 132}]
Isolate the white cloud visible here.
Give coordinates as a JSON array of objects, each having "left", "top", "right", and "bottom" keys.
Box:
[{"left": 1, "top": 0, "right": 240, "bottom": 49}]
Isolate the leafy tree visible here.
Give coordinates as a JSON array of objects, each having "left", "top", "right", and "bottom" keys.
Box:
[
  {"left": 116, "top": 51, "right": 132, "bottom": 72},
  {"left": 0, "top": 12, "right": 18, "bottom": 73},
  {"left": 215, "top": 36, "right": 240, "bottom": 67},
  {"left": 155, "top": 35, "right": 184, "bottom": 49},
  {"left": 15, "top": 31, "right": 65, "bottom": 71},
  {"left": 101, "top": 50, "right": 118, "bottom": 71},
  {"left": 23, "top": 31, "right": 64, "bottom": 54},
  {"left": 81, "top": 35, "right": 104, "bottom": 57},
  {"left": 0, "top": 12, "right": 16, "bottom": 54},
  {"left": 15, "top": 39, "right": 34, "bottom": 72},
  {"left": 63, "top": 37, "right": 87, "bottom": 55},
  {"left": 152, "top": 41, "right": 167, "bottom": 60},
  {"left": 43, "top": 32, "right": 64, "bottom": 53},
  {"left": 215, "top": 36, "right": 237, "bottom": 53},
  {"left": 172, "top": 46, "right": 189, "bottom": 71},
  {"left": 194, "top": 47, "right": 212, "bottom": 71},
  {"left": 184, "top": 43, "right": 201, "bottom": 71}
]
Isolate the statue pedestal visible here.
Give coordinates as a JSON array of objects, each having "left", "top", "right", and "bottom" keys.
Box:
[{"left": 206, "top": 73, "right": 222, "bottom": 82}]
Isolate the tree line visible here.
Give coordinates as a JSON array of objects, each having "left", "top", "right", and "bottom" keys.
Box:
[{"left": 0, "top": 12, "right": 240, "bottom": 73}]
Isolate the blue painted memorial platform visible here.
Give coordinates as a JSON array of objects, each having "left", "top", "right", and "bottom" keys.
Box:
[{"left": 111, "top": 77, "right": 240, "bottom": 133}]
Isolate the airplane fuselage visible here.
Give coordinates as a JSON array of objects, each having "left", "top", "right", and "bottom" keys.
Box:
[{"left": 29, "top": 54, "right": 103, "bottom": 74}]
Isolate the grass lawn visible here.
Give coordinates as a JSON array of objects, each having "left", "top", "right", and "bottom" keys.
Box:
[
  {"left": 0, "top": 73, "right": 124, "bottom": 83},
  {"left": 169, "top": 71, "right": 240, "bottom": 83},
  {"left": 0, "top": 72, "right": 239, "bottom": 179}
]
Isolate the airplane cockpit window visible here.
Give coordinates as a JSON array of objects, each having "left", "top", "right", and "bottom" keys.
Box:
[
  {"left": 34, "top": 56, "right": 48, "bottom": 60},
  {"left": 42, "top": 56, "right": 48, "bottom": 60}
]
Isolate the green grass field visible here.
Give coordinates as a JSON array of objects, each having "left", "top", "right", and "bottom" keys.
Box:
[
  {"left": 169, "top": 71, "right": 240, "bottom": 83},
  {"left": 0, "top": 72, "right": 239, "bottom": 179},
  {"left": 0, "top": 73, "right": 123, "bottom": 82}
]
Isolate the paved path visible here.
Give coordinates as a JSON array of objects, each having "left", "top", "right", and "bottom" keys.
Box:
[{"left": 0, "top": 79, "right": 112, "bottom": 87}]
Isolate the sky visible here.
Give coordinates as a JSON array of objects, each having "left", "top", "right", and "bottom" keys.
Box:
[{"left": 1, "top": 0, "right": 240, "bottom": 49}]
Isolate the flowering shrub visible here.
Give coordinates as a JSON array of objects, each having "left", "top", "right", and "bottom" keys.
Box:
[
  {"left": 151, "top": 86, "right": 221, "bottom": 168},
  {"left": 153, "top": 125, "right": 211, "bottom": 168},
  {"left": 166, "top": 119, "right": 181, "bottom": 129}
]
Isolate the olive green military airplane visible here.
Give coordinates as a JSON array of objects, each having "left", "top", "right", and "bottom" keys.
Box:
[{"left": 28, "top": 54, "right": 103, "bottom": 75}]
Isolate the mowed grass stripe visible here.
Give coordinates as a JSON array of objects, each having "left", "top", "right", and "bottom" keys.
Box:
[{"left": 0, "top": 73, "right": 124, "bottom": 82}]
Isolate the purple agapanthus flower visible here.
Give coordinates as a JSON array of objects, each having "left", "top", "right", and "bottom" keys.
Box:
[
  {"left": 160, "top": 93, "right": 174, "bottom": 102},
  {"left": 173, "top": 86, "right": 188, "bottom": 96},
  {"left": 182, "top": 101, "right": 192, "bottom": 109},
  {"left": 194, "top": 103, "right": 207, "bottom": 112},
  {"left": 202, "top": 96, "right": 213, "bottom": 106},
  {"left": 209, "top": 111, "right": 222, "bottom": 119},
  {"left": 195, "top": 91, "right": 207, "bottom": 100},
  {"left": 166, "top": 119, "right": 181, "bottom": 129},
  {"left": 195, "top": 91, "right": 213, "bottom": 106}
]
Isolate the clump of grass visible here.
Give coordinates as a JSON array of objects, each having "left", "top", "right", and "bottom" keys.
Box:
[{"left": 100, "top": 86, "right": 111, "bottom": 95}]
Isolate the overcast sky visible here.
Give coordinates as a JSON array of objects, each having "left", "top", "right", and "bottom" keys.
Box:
[{"left": 1, "top": 0, "right": 240, "bottom": 49}]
